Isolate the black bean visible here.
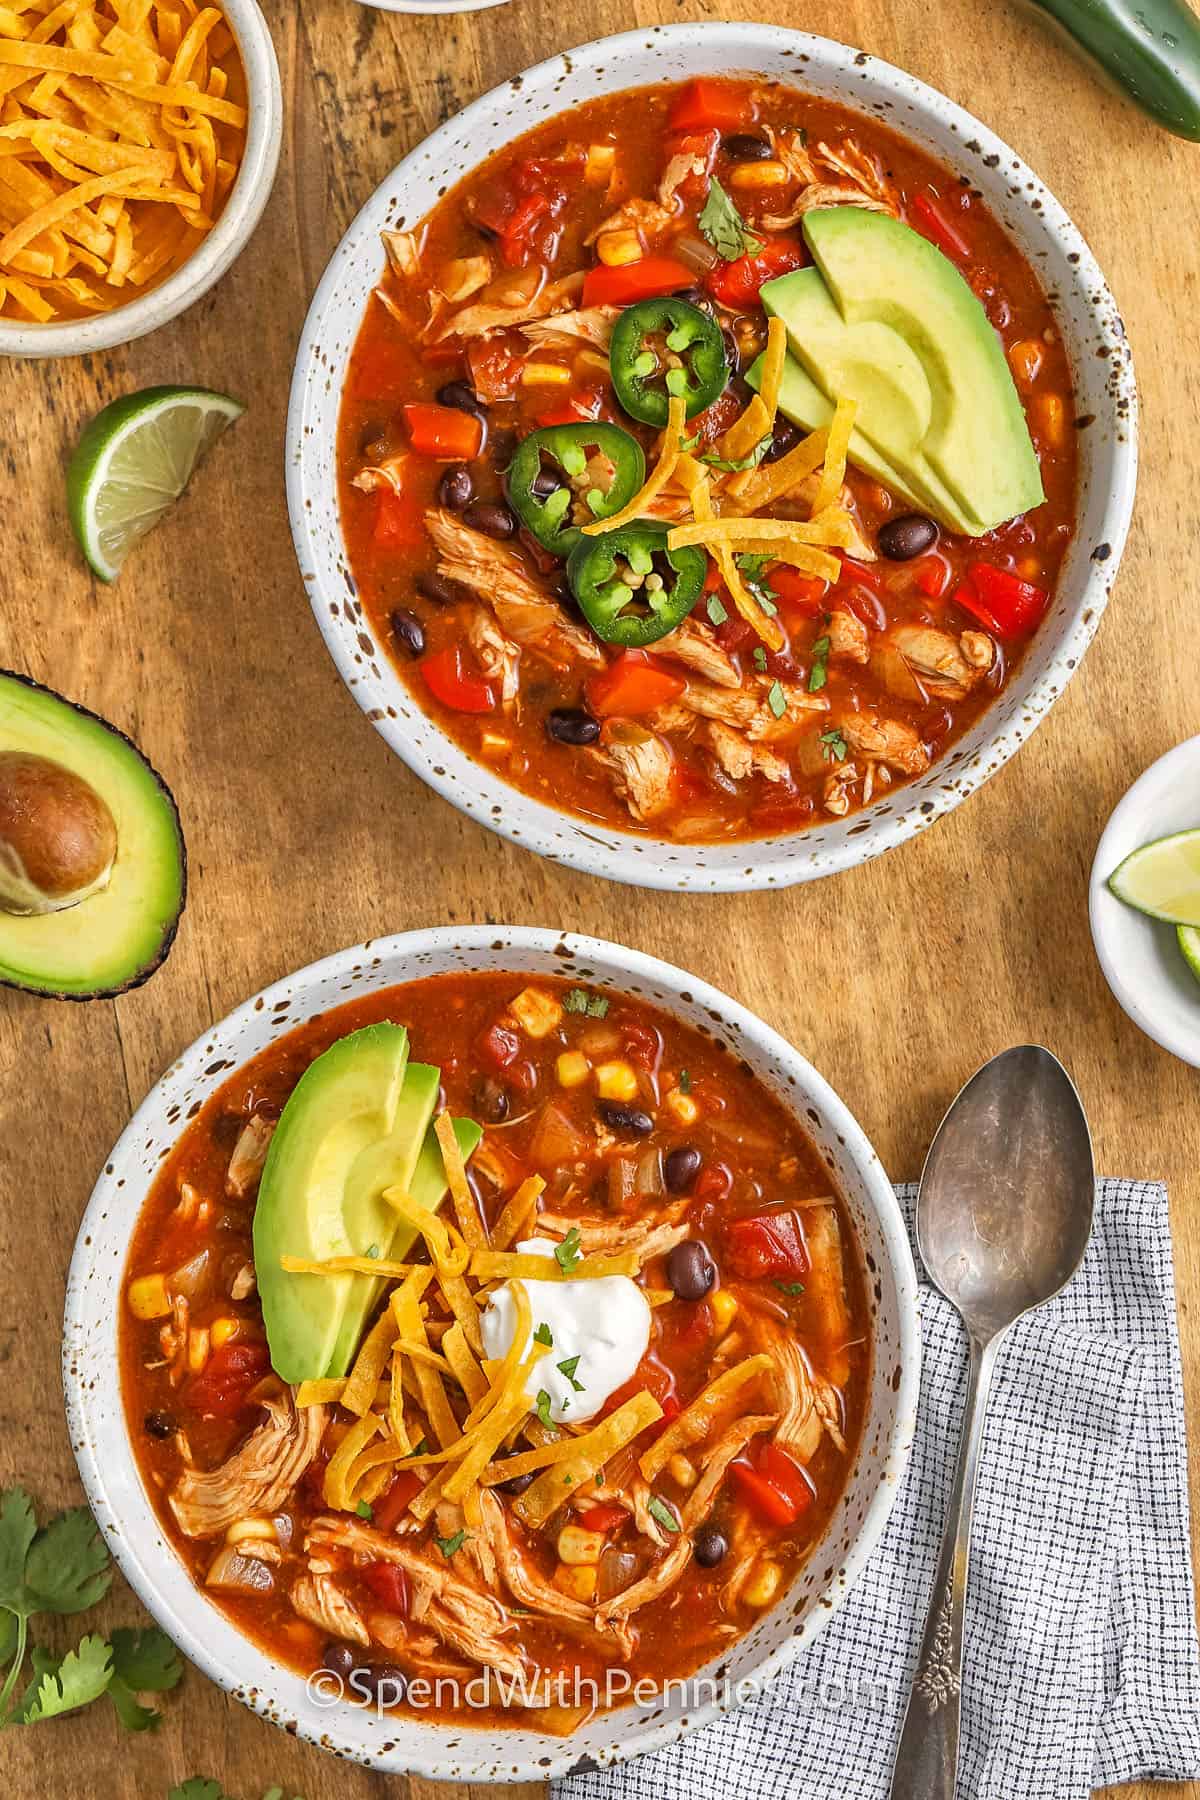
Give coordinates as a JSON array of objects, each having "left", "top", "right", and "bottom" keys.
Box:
[
  {"left": 438, "top": 464, "right": 474, "bottom": 511},
  {"left": 463, "top": 500, "right": 516, "bottom": 540},
  {"left": 722, "top": 133, "right": 773, "bottom": 161},
  {"left": 531, "top": 468, "right": 564, "bottom": 499},
  {"left": 546, "top": 707, "right": 600, "bottom": 747},
  {"left": 415, "top": 570, "right": 460, "bottom": 608},
  {"left": 692, "top": 1524, "right": 728, "bottom": 1567},
  {"left": 878, "top": 512, "right": 938, "bottom": 561},
  {"left": 437, "top": 380, "right": 485, "bottom": 415},
  {"left": 499, "top": 1470, "right": 536, "bottom": 1496},
  {"left": 143, "top": 1410, "right": 175, "bottom": 1440},
  {"left": 667, "top": 1239, "right": 717, "bottom": 1301},
  {"left": 598, "top": 1101, "right": 654, "bottom": 1137},
  {"left": 664, "top": 1145, "right": 702, "bottom": 1193},
  {"left": 321, "top": 1641, "right": 358, "bottom": 1680},
  {"left": 474, "top": 1076, "right": 510, "bottom": 1124},
  {"left": 764, "top": 417, "right": 801, "bottom": 463},
  {"left": 363, "top": 1663, "right": 408, "bottom": 1707},
  {"left": 389, "top": 608, "right": 425, "bottom": 658}
]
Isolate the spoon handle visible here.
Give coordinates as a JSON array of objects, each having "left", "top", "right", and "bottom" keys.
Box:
[{"left": 888, "top": 1332, "right": 1001, "bottom": 1800}]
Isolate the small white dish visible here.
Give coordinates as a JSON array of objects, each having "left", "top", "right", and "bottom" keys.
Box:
[
  {"left": 356, "top": 0, "right": 510, "bottom": 13},
  {"left": 1089, "top": 735, "right": 1200, "bottom": 1067},
  {"left": 0, "top": 0, "right": 282, "bottom": 360}
]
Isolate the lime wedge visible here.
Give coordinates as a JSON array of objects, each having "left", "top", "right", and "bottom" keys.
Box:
[
  {"left": 68, "top": 385, "right": 244, "bottom": 582},
  {"left": 1107, "top": 829, "right": 1200, "bottom": 926},
  {"left": 1179, "top": 926, "right": 1200, "bottom": 986}
]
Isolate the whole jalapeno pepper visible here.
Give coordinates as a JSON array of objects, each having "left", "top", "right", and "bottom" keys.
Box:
[
  {"left": 566, "top": 519, "right": 707, "bottom": 647},
  {"left": 505, "top": 423, "right": 646, "bottom": 556},
  {"left": 609, "top": 296, "right": 730, "bottom": 428}
]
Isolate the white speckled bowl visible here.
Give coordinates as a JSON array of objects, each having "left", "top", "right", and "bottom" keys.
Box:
[
  {"left": 64, "top": 925, "right": 919, "bottom": 1783},
  {"left": 0, "top": 0, "right": 281, "bottom": 359},
  {"left": 287, "top": 23, "right": 1137, "bottom": 893}
]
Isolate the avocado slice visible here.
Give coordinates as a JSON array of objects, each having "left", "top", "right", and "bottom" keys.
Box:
[
  {"left": 0, "top": 671, "right": 185, "bottom": 1000},
  {"left": 253, "top": 1024, "right": 481, "bottom": 1382},
  {"left": 760, "top": 209, "right": 1044, "bottom": 535}
]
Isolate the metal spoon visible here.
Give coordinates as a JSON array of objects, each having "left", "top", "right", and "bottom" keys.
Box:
[{"left": 888, "top": 1045, "right": 1095, "bottom": 1800}]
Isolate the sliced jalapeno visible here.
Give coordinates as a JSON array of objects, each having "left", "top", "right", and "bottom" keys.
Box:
[
  {"left": 609, "top": 297, "right": 730, "bottom": 428},
  {"left": 567, "top": 520, "right": 707, "bottom": 647},
  {"left": 506, "top": 423, "right": 646, "bottom": 556}
]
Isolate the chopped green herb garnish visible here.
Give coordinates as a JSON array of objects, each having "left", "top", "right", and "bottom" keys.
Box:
[
  {"left": 775, "top": 1280, "right": 806, "bottom": 1296},
  {"left": 808, "top": 635, "right": 831, "bottom": 693},
  {"left": 706, "top": 593, "right": 728, "bottom": 627},
  {"left": 679, "top": 430, "right": 701, "bottom": 453},
  {"left": 554, "top": 1227, "right": 583, "bottom": 1274},
  {"left": 736, "top": 552, "right": 779, "bottom": 614},
  {"left": 647, "top": 1495, "right": 681, "bottom": 1534},
  {"left": 564, "top": 988, "right": 609, "bottom": 1019},
  {"left": 365, "top": 1244, "right": 380, "bottom": 1260},
  {"left": 752, "top": 646, "right": 768, "bottom": 674},
  {"left": 820, "top": 728, "right": 848, "bottom": 762},
  {"left": 700, "top": 437, "right": 771, "bottom": 474},
  {"left": 434, "top": 1529, "right": 467, "bottom": 1559},
  {"left": 698, "top": 177, "right": 762, "bottom": 262},
  {"left": 557, "top": 1355, "right": 585, "bottom": 1393},
  {"left": 535, "top": 1390, "right": 558, "bottom": 1433},
  {"left": 355, "top": 1499, "right": 373, "bottom": 1521},
  {"left": 533, "top": 1322, "right": 554, "bottom": 1347},
  {"left": 407, "top": 1437, "right": 430, "bottom": 1459},
  {"left": 768, "top": 680, "right": 788, "bottom": 720},
  {"left": 679, "top": 1068, "right": 692, "bottom": 1093}
]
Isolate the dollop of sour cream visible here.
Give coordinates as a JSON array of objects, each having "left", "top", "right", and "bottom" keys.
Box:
[{"left": 479, "top": 1237, "right": 651, "bottom": 1424}]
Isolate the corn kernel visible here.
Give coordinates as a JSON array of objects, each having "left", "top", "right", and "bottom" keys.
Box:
[
  {"left": 556, "top": 1050, "right": 591, "bottom": 1089},
  {"left": 729, "top": 161, "right": 790, "bottom": 191},
  {"left": 187, "top": 1326, "right": 210, "bottom": 1373},
  {"left": 510, "top": 987, "right": 563, "bottom": 1039},
  {"left": 127, "top": 1274, "right": 171, "bottom": 1320},
  {"left": 596, "top": 229, "right": 642, "bottom": 267},
  {"left": 1008, "top": 338, "right": 1043, "bottom": 388},
  {"left": 711, "top": 1290, "right": 738, "bottom": 1335},
  {"left": 668, "top": 1453, "right": 698, "bottom": 1490},
  {"left": 665, "top": 1088, "right": 700, "bottom": 1126},
  {"left": 594, "top": 1059, "right": 638, "bottom": 1103},
  {"left": 1017, "top": 556, "right": 1042, "bottom": 581},
  {"left": 1035, "top": 392, "right": 1066, "bottom": 448},
  {"left": 225, "top": 1515, "right": 275, "bottom": 1545},
  {"left": 211, "top": 1316, "right": 239, "bottom": 1349},
  {"left": 479, "top": 732, "right": 513, "bottom": 759},
  {"left": 743, "top": 1559, "right": 783, "bottom": 1608},
  {"left": 554, "top": 1562, "right": 599, "bottom": 1602},
  {"left": 520, "top": 360, "right": 572, "bottom": 387},
  {"left": 558, "top": 1525, "right": 605, "bottom": 1565},
  {"left": 584, "top": 143, "right": 616, "bottom": 185}
]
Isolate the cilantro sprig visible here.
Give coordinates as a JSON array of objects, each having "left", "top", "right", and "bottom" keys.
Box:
[
  {"left": 554, "top": 1227, "right": 583, "bottom": 1275},
  {"left": 0, "top": 1488, "right": 182, "bottom": 1733},
  {"left": 698, "top": 178, "right": 762, "bottom": 262},
  {"left": 563, "top": 988, "right": 609, "bottom": 1019}
]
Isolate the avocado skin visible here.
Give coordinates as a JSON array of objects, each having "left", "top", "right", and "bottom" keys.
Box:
[{"left": 0, "top": 670, "right": 186, "bottom": 1003}]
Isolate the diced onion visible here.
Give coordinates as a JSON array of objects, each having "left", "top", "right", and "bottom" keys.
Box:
[{"left": 672, "top": 231, "right": 720, "bottom": 275}]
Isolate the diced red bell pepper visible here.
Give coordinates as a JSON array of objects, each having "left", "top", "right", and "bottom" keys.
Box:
[
  {"left": 586, "top": 650, "right": 687, "bottom": 719},
  {"left": 362, "top": 1562, "right": 410, "bottom": 1613},
  {"left": 912, "top": 553, "right": 951, "bottom": 600},
  {"left": 723, "top": 1208, "right": 810, "bottom": 1281},
  {"left": 705, "top": 239, "right": 804, "bottom": 310},
  {"left": 910, "top": 192, "right": 972, "bottom": 262},
  {"left": 402, "top": 402, "right": 483, "bottom": 461},
  {"left": 420, "top": 645, "right": 496, "bottom": 714},
  {"left": 371, "top": 486, "right": 425, "bottom": 550},
  {"left": 836, "top": 553, "right": 884, "bottom": 593},
  {"left": 372, "top": 1470, "right": 423, "bottom": 1535},
  {"left": 731, "top": 1442, "right": 814, "bottom": 1526},
  {"left": 669, "top": 78, "right": 751, "bottom": 133},
  {"left": 535, "top": 387, "right": 603, "bottom": 429},
  {"left": 602, "top": 1351, "right": 679, "bottom": 1437},
  {"left": 582, "top": 256, "right": 696, "bottom": 309},
  {"left": 184, "top": 1340, "right": 271, "bottom": 1421},
  {"left": 578, "top": 1502, "right": 630, "bottom": 1533},
  {"left": 481, "top": 1021, "right": 521, "bottom": 1069},
  {"left": 500, "top": 190, "right": 551, "bottom": 266},
  {"left": 955, "top": 560, "right": 1048, "bottom": 636},
  {"left": 771, "top": 568, "right": 828, "bottom": 616}
]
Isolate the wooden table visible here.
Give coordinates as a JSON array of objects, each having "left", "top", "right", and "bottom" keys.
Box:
[{"left": 2, "top": 0, "right": 1197, "bottom": 1794}]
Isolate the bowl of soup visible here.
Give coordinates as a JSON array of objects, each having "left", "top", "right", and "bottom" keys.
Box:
[
  {"left": 64, "top": 925, "right": 919, "bottom": 1781},
  {"left": 287, "top": 22, "right": 1135, "bottom": 891}
]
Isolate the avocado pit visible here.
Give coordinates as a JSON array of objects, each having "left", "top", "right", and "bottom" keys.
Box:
[{"left": 0, "top": 750, "right": 117, "bottom": 916}]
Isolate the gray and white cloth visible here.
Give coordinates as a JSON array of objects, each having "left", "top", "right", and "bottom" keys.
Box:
[{"left": 556, "top": 1180, "right": 1200, "bottom": 1800}]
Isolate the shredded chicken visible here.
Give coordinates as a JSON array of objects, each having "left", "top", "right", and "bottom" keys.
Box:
[
  {"left": 350, "top": 456, "right": 405, "bottom": 497},
  {"left": 887, "top": 623, "right": 989, "bottom": 701},
  {"left": 839, "top": 709, "right": 929, "bottom": 775},
  {"left": 477, "top": 1491, "right": 633, "bottom": 1658},
  {"left": 655, "top": 616, "right": 741, "bottom": 688},
  {"left": 960, "top": 630, "right": 996, "bottom": 671},
  {"left": 746, "top": 682, "right": 830, "bottom": 743},
  {"left": 707, "top": 720, "right": 790, "bottom": 786},
  {"left": 382, "top": 226, "right": 424, "bottom": 277},
  {"left": 225, "top": 1115, "right": 275, "bottom": 1200},
  {"left": 816, "top": 137, "right": 895, "bottom": 208},
  {"left": 538, "top": 1206, "right": 688, "bottom": 1260},
  {"left": 593, "top": 722, "right": 675, "bottom": 821},
  {"left": 439, "top": 254, "right": 492, "bottom": 303},
  {"left": 598, "top": 1416, "right": 776, "bottom": 1620},
  {"left": 631, "top": 1475, "right": 672, "bottom": 1548},
  {"left": 770, "top": 126, "right": 817, "bottom": 188},
  {"left": 292, "top": 1571, "right": 370, "bottom": 1645},
  {"left": 823, "top": 763, "right": 859, "bottom": 818},
  {"left": 230, "top": 1261, "right": 256, "bottom": 1301},
  {"left": 827, "top": 607, "right": 870, "bottom": 664},
  {"left": 368, "top": 1610, "right": 475, "bottom": 1679},
  {"left": 585, "top": 197, "right": 674, "bottom": 246},
  {"left": 522, "top": 305, "right": 618, "bottom": 350},
  {"left": 169, "top": 1395, "right": 326, "bottom": 1538},
  {"left": 425, "top": 509, "right": 604, "bottom": 669},
  {"left": 761, "top": 182, "right": 892, "bottom": 233},
  {"left": 757, "top": 1319, "right": 824, "bottom": 1462},
  {"left": 466, "top": 605, "right": 521, "bottom": 707},
  {"left": 658, "top": 147, "right": 706, "bottom": 208},
  {"left": 434, "top": 270, "right": 584, "bottom": 342}
]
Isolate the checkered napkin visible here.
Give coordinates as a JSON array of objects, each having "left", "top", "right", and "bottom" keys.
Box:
[{"left": 555, "top": 1180, "right": 1200, "bottom": 1800}]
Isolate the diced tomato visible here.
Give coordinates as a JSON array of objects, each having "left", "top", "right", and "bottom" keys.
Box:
[
  {"left": 690, "top": 386, "right": 746, "bottom": 444},
  {"left": 910, "top": 191, "right": 972, "bottom": 262},
  {"left": 402, "top": 402, "right": 483, "bottom": 461},
  {"left": 582, "top": 257, "right": 696, "bottom": 308},
  {"left": 468, "top": 339, "right": 523, "bottom": 403},
  {"left": 499, "top": 190, "right": 551, "bottom": 266},
  {"left": 586, "top": 650, "right": 687, "bottom": 719},
  {"left": 420, "top": 646, "right": 496, "bottom": 714},
  {"left": 621, "top": 1021, "right": 661, "bottom": 1067},
  {"left": 480, "top": 1021, "right": 521, "bottom": 1069},
  {"left": 420, "top": 345, "right": 463, "bottom": 370},
  {"left": 371, "top": 486, "right": 425, "bottom": 550},
  {"left": 602, "top": 1351, "right": 679, "bottom": 1435},
  {"left": 836, "top": 553, "right": 884, "bottom": 593},
  {"left": 714, "top": 612, "right": 756, "bottom": 654},
  {"left": 955, "top": 561, "right": 1048, "bottom": 636},
  {"left": 771, "top": 568, "right": 828, "bottom": 616},
  {"left": 535, "top": 387, "right": 603, "bottom": 429},
  {"left": 184, "top": 1340, "right": 271, "bottom": 1421},
  {"left": 723, "top": 1208, "right": 810, "bottom": 1281},
  {"left": 705, "top": 239, "right": 804, "bottom": 311},
  {"left": 372, "top": 1470, "right": 423, "bottom": 1534},
  {"left": 837, "top": 583, "right": 888, "bottom": 632},
  {"left": 731, "top": 1442, "right": 814, "bottom": 1526},
  {"left": 694, "top": 1163, "right": 733, "bottom": 1204},
  {"left": 362, "top": 1562, "right": 410, "bottom": 1613},
  {"left": 670, "top": 762, "right": 711, "bottom": 807},
  {"left": 912, "top": 553, "right": 951, "bottom": 600},
  {"left": 578, "top": 1502, "right": 629, "bottom": 1533},
  {"left": 669, "top": 78, "right": 750, "bottom": 134},
  {"left": 509, "top": 1057, "right": 538, "bottom": 1094},
  {"left": 750, "top": 790, "right": 815, "bottom": 831}
]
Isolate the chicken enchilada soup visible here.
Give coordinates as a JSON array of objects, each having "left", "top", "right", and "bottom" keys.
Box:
[
  {"left": 337, "top": 77, "right": 1076, "bottom": 842},
  {"left": 121, "top": 972, "right": 869, "bottom": 1729}
]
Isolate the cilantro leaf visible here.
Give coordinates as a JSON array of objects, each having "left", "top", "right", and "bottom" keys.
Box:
[
  {"left": 701, "top": 437, "right": 771, "bottom": 474},
  {"left": 111, "top": 1626, "right": 182, "bottom": 1694},
  {"left": 168, "top": 1783, "right": 226, "bottom": 1800},
  {"left": 679, "top": 1069, "right": 692, "bottom": 1093},
  {"left": 705, "top": 593, "right": 728, "bottom": 627},
  {"left": 533, "top": 1322, "right": 553, "bottom": 1347},
  {"left": 735, "top": 553, "right": 778, "bottom": 614},
  {"left": 535, "top": 1389, "right": 558, "bottom": 1432},
  {"left": 775, "top": 1280, "right": 806, "bottom": 1296},
  {"left": 820, "top": 727, "right": 847, "bottom": 762},
  {"left": 767, "top": 680, "right": 788, "bottom": 720},
  {"left": 355, "top": 1500, "right": 373, "bottom": 1521},
  {"left": 557, "top": 1355, "right": 585, "bottom": 1393},
  {"left": 698, "top": 178, "right": 762, "bottom": 262},
  {"left": 21, "top": 1633, "right": 113, "bottom": 1723},
  {"left": 563, "top": 988, "right": 609, "bottom": 1019},
  {"left": 808, "top": 634, "right": 831, "bottom": 693},
  {"left": 434, "top": 1529, "right": 467, "bottom": 1559},
  {"left": 647, "top": 1496, "right": 680, "bottom": 1534},
  {"left": 752, "top": 646, "right": 767, "bottom": 674},
  {"left": 107, "top": 1674, "right": 162, "bottom": 1733},
  {"left": 407, "top": 1437, "right": 430, "bottom": 1459},
  {"left": 24, "top": 1507, "right": 111, "bottom": 1616},
  {"left": 0, "top": 1490, "right": 36, "bottom": 1616},
  {"left": 554, "top": 1228, "right": 583, "bottom": 1275}
]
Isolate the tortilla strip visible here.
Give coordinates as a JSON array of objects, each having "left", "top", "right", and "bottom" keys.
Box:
[
  {"left": 638, "top": 1353, "right": 775, "bottom": 1482},
  {"left": 469, "top": 1249, "right": 639, "bottom": 1283},
  {"left": 512, "top": 1392, "right": 664, "bottom": 1529},
  {"left": 580, "top": 392, "right": 686, "bottom": 536}
]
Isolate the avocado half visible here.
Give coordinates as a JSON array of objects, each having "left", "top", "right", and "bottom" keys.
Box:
[{"left": 0, "top": 671, "right": 186, "bottom": 1000}]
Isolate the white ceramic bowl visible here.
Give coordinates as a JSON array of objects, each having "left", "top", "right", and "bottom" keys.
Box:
[
  {"left": 1089, "top": 736, "right": 1200, "bottom": 1067},
  {"left": 287, "top": 23, "right": 1137, "bottom": 894},
  {"left": 356, "top": 0, "right": 510, "bottom": 14},
  {"left": 64, "top": 925, "right": 920, "bottom": 1783},
  {"left": 0, "top": 0, "right": 282, "bottom": 359}
]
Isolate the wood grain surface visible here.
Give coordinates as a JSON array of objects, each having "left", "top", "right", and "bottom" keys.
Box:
[{"left": 1, "top": 0, "right": 1197, "bottom": 1794}]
